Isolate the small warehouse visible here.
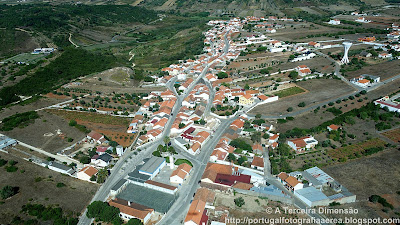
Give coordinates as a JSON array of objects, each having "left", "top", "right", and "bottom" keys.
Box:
[{"left": 139, "top": 157, "right": 166, "bottom": 179}]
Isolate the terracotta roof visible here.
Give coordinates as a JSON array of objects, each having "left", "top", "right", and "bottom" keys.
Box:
[
  {"left": 109, "top": 198, "right": 154, "bottom": 220},
  {"left": 328, "top": 124, "right": 340, "bottom": 130},
  {"left": 145, "top": 180, "right": 177, "bottom": 191},
  {"left": 177, "top": 163, "right": 192, "bottom": 174},
  {"left": 285, "top": 176, "right": 301, "bottom": 188},
  {"left": 251, "top": 157, "right": 264, "bottom": 168},
  {"left": 184, "top": 200, "right": 206, "bottom": 224},
  {"left": 170, "top": 168, "right": 187, "bottom": 179},
  {"left": 87, "top": 131, "right": 103, "bottom": 141},
  {"left": 193, "top": 188, "right": 215, "bottom": 204},
  {"left": 232, "top": 182, "right": 254, "bottom": 190},
  {"left": 358, "top": 79, "right": 370, "bottom": 84},
  {"left": 257, "top": 94, "right": 268, "bottom": 101},
  {"left": 191, "top": 142, "right": 201, "bottom": 153},
  {"left": 80, "top": 166, "right": 98, "bottom": 177},
  {"left": 278, "top": 172, "right": 289, "bottom": 181}
]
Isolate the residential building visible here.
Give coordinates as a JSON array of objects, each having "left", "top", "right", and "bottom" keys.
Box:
[
  {"left": 170, "top": 163, "right": 193, "bottom": 185},
  {"left": 287, "top": 136, "right": 318, "bottom": 153},
  {"left": 184, "top": 200, "right": 208, "bottom": 225},
  {"left": 77, "top": 166, "right": 98, "bottom": 182},
  {"left": 296, "top": 65, "right": 312, "bottom": 76},
  {"left": 327, "top": 124, "right": 340, "bottom": 132},
  {"left": 251, "top": 157, "right": 264, "bottom": 171},
  {"left": 328, "top": 19, "right": 340, "bottom": 25},
  {"left": 238, "top": 93, "right": 254, "bottom": 105},
  {"left": 278, "top": 172, "right": 303, "bottom": 192},
  {"left": 374, "top": 96, "right": 400, "bottom": 113},
  {"left": 109, "top": 198, "right": 154, "bottom": 224}
]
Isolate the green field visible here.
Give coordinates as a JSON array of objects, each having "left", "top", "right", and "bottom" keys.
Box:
[
  {"left": 2, "top": 53, "right": 46, "bottom": 64},
  {"left": 272, "top": 86, "right": 306, "bottom": 98}
]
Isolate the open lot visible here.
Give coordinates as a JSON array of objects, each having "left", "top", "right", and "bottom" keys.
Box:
[
  {"left": 346, "top": 60, "right": 400, "bottom": 81},
  {"left": 213, "top": 192, "right": 317, "bottom": 225},
  {"left": 0, "top": 96, "right": 69, "bottom": 119},
  {"left": 0, "top": 152, "right": 98, "bottom": 224},
  {"left": 250, "top": 78, "right": 355, "bottom": 117},
  {"left": 48, "top": 109, "right": 134, "bottom": 147},
  {"left": 323, "top": 149, "right": 400, "bottom": 221},
  {"left": 2, "top": 110, "right": 86, "bottom": 154}
]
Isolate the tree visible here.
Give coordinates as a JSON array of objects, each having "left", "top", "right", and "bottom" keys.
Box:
[
  {"left": 217, "top": 72, "right": 228, "bottom": 79},
  {"left": 127, "top": 218, "right": 144, "bottom": 225},
  {"left": 97, "top": 169, "right": 108, "bottom": 183},
  {"left": 237, "top": 156, "right": 247, "bottom": 165},
  {"left": 234, "top": 197, "right": 245, "bottom": 207},
  {"left": 289, "top": 71, "right": 298, "bottom": 80},
  {"left": 227, "top": 153, "right": 236, "bottom": 162},
  {"left": 1, "top": 185, "right": 18, "bottom": 199},
  {"left": 69, "top": 120, "right": 77, "bottom": 126},
  {"left": 244, "top": 83, "right": 250, "bottom": 90},
  {"left": 251, "top": 132, "right": 262, "bottom": 143},
  {"left": 79, "top": 156, "right": 91, "bottom": 164},
  {"left": 287, "top": 107, "right": 293, "bottom": 112},
  {"left": 255, "top": 114, "right": 262, "bottom": 119},
  {"left": 179, "top": 123, "right": 185, "bottom": 129},
  {"left": 163, "top": 136, "right": 170, "bottom": 146},
  {"left": 87, "top": 201, "right": 121, "bottom": 223},
  {"left": 298, "top": 102, "right": 306, "bottom": 107},
  {"left": 263, "top": 133, "right": 270, "bottom": 139}
]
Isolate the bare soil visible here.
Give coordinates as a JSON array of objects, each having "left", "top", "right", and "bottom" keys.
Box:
[
  {"left": 0, "top": 152, "right": 98, "bottom": 224},
  {"left": 250, "top": 78, "right": 355, "bottom": 117},
  {"left": 2, "top": 110, "right": 86, "bottom": 154}
]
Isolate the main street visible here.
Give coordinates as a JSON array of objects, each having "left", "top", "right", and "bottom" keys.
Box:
[{"left": 78, "top": 28, "right": 231, "bottom": 225}]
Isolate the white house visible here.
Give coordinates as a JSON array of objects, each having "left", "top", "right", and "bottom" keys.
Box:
[
  {"left": 91, "top": 153, "right": 113, "bottom": 167},
  {"left": 328, "top": 19, "right": 340, "bottom": 25},
  {"left": 379, "top": 53, "right": 392, "bottom": 59},
  {"left": 287, "top": 136, "right": 318, "bottom": 153},
  {"left": 355, "top": 17, "right": 371, "bottom": 23},
  {"left": 374, "top": 96, "right": 400, "bottom": 113},
  {"left": 77, "top": 166, "right": 98, "bottom": 182},
  {"left": 170, "top": 163, "right": 193, "bottom": 185},
  {"left": 109, "top": 198, "right": 154, "bottom": 224}
]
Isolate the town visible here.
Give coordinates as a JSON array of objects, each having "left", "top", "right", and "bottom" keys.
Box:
[{"left": 0, "top": 2, "right": 400, "bottom": 225}]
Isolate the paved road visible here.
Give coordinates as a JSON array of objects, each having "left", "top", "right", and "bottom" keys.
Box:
[
  {"left": 78, "top": 27, "right": 231, "bottom": 225},
  {"left": 17, "top": 141, "right": 82, "bottom": 166}
]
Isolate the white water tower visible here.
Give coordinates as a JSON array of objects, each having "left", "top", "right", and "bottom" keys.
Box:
[{"left": 341, "top": 42, "right": 352, "bottom": 64}]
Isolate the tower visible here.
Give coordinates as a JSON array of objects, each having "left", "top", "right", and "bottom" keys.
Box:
[{"left": 341, "top": 42, "right": 352, "bottom": 64}]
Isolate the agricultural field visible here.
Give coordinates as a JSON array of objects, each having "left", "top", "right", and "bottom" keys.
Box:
[
  {"left": 323, "top": 149, "right": 400, "bottom": 221},
  {"left": 48, "top": 110, "right": 135, "bottom": 147},
  {"left": 381, "top": 127, "right": 400, "bottom": 143},
  {"left": 0, "top": 152, "right": 98, "bottom": 224},
  {"left": 345, "top": 60, "right": 400, "bottom": 81},
  {"left": 250, "top": 78, "right": 355, "bottom": 116},
  {"left": 327, "top": 138, "right": 386, "bottom": 160},
  {"left": 272, "top": 86, "right": 306, "bottom": 98}
]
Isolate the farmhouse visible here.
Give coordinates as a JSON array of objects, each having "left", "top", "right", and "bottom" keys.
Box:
[
  {"left": 327, "top": 124, "right": 340, "bottom": 132},
  {"left": 296, "top": 65, "right": 312, "bottom": 77},
  {"left": 287, "top": 136, "right": 318, "bottom": 153},
  {"left": 87, "top": 131, "right": 106, "bottom": 144},
  {"left": 328, "top": 19, "right": 340, "bottom": 25},
  {"left": 374, "top": 96, "right": 400, "bottom": 113}
]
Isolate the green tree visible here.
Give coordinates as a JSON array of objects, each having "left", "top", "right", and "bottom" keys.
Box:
[
  {"left": 289, "top": 71, "right": 298, "bottom": 80},
  {"left": 127, "top": 218, "right": 144, "bottom": 225},
  {"left": 298, "top": 102, "right": 306, "bottom": 107},
  {"left": 69, "top": 120, "right": 77, "bottom": 126},
  {"left": 97, "top": 169, "right": 108, "bottom": 183},
  {"left": 163, "top": 136, "right": 170, "bottom": 146},
  {"left": 1, "top": 185, "right": 18, "bottom": 199},
  {"left": 287, "top": 107, "right": 293, "bottom": 112},
  {"left": 251, "top": 132, "right": 262, "bottom": 143},
  {"left": 79, "top": 156, "right": 91, "bottom": 164},
  {"left": 234, "top": 197, "right": 245, "bottom": 207},
  {"left": 227, "top": 153, "right": 236, "bottom": 162}
]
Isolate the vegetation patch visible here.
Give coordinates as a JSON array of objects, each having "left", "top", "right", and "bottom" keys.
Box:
[
  {"left": 328, "top": 138, "right": 386, "bottom": 160},
  {"left": 0, "top": 111, "right": 39, "bottom": 131},
  {"left": 272, "top": 86, "right": 305, "bottom": 98},
  {"left": 174, "top": 159, "right": 193, "bottom": 167},
  {"left": 48, "top": 110, "right": 130, "bottom": 127}
]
